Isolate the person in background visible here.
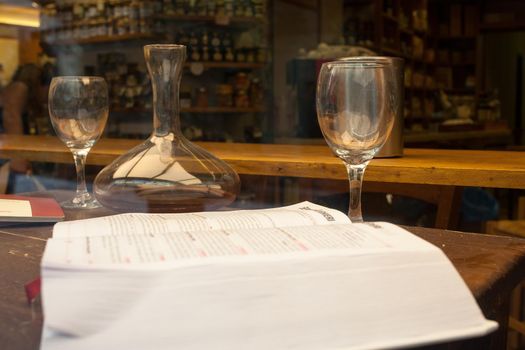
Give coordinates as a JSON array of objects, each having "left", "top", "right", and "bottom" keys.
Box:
[
  {"left": 0, "top": 63, "right": 42, "bottom": 173},
  {"left": 0, "top": 64, "right": 5, "bottom": 89},
  {"left": 0, "top": 63, "right": 71, "bottom": 193}
]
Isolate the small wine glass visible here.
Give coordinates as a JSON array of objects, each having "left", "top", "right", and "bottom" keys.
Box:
[
  {"left": 49, "top": 76, "right": 109, "bottom": 209},
  {"left": 317, "top": 57, "right": 403, "bottom": 222}
]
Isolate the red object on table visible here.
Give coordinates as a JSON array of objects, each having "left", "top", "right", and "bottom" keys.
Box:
[{"left": 24, "top": 277, "right": 41, "bottom": 304}]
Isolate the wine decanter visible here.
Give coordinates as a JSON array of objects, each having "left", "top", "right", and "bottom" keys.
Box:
[{"left": 94, "top": 44, "right": 240, "bottom": 212}]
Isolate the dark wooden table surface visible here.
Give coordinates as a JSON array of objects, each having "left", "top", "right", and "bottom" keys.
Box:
[{"left": 2, "top": 202, "right": 525, "bottom": 349}]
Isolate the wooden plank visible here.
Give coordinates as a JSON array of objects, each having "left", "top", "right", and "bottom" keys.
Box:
[
  {"left": 434, "top": 186, "right": 463, "bottom": 230},
  {"left": 306, "top": 180, "right": 463, "bottom": 229},
  {"left": 154, "top": 14, "right": 268, "bottom": 24},
  {"left": 46, "top": 33, "right": 155, "bottom": 46},
  {"left": 404, "top": 129, "right": 511, "bottom": 143},
  {"left": 509, "top": 317, "right": 525, "bottom": 336},
  {"left": 1, "top": 135, "right": 525, "bottom": 189}
]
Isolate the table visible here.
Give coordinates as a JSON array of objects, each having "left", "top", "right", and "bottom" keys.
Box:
[
  {"left": 1, "top": 135, "right": 525, "bottom": 229},
  {"left": 1, "top": 203, "right": 525, "bottom": 350}
]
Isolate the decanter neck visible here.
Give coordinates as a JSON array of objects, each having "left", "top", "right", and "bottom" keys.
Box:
[{"left": 145, "top": 45, "right": 186, "bottom": 137}]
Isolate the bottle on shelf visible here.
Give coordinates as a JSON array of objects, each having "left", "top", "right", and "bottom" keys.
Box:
[
  {"left": 189, "top": 32, "right": 201, "bottom": 61},
  {"left": 216, "top": 84, "right": 234, "bottom": 107},
  {"left": 195, "top": 86, "right": 209, "bottom": 107},
  {"left": 225, "top": 47, "right": 235, "bottom": 61}
]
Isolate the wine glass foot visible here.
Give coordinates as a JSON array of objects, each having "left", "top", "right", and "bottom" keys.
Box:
[{"left": 61, "top": 193, "right": 101, "bottom": 209}]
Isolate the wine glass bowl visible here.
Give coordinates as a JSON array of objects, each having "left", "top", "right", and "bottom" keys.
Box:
[
  {"left": 49, "top": 76, "right": 109, "bottom": 209},
  {"left": 317, "top": 57, "right": 403, "bottom": 221}
]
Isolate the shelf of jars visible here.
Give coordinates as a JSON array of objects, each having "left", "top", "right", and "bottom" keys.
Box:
[
  {"left": 442, "top": 88, "right": 476, "bottom": 95},
  {"left": 40, "top": 0, "right": 271, "bottom": 141},
  {"left": 105, "top": 56, "right": 266, "bottom": 127},
  {"left": 399, "top": 28, "right": 416, "bottom": 37},
  {"left": 406, "top": 86, "right": 437, "bottom": 92},
  {"left": 436, "top": 35, "right": 477, "bottom": 43},
  {"left": 380, "top": 46, "right": 405, "bottom": 58},
  {"left": 41, "top": 15, "right": 266, "bottom": 45},
  {"left": 42, "top": 39, "right": 269, "bottom": 71},
  {"left": 435, "top": 62, "right": 476, "bottom": 68},
  {"left": 43, "top": 33, "right": 156, "bottom": 46},
  {"left": 39, "top": 0, "right": 268, "bottom": 45},
  {"left": 382, "top": 12, "right": 399, "bottom": 23},
  {"left": 40, "top": 0, "right": 271, "bottom": 69},
  {"left": 154, "top": 14, "right": 267, "bottom": 27},
  {"left": 184, "top": 62, "right": 266, "bottom": 69},
  {"left": 343, "top": 0, "right": 484, "bottom": 132},
  {"left": 182, "top": 106, "right": 265, "bottom": 113},
  {"left": 112, "top": 107, "right": 265, "bottom": 114},
  {"left": 405, "top": 115, "right": 435, "bottom": 121}
]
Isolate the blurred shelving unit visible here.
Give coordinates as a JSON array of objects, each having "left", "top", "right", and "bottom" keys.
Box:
[
  {"left": 343, "top": 0, "right": 483, "bottom": 133},
  {"left": 38, "top": 0, "right": 272, "bottom": 143}
]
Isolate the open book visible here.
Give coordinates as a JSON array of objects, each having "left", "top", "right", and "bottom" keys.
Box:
[
  {"left": 0, "top": 195, "right": 64, "bottom": 223},
  {"left": 41, "top": 202, "right": 497, "bottom": 350}
]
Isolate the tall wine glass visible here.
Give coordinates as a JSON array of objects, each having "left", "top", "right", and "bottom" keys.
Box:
[
  {"left": 317, "top": 57, "right": 403, "bottom": 222},
  {"left": 49, "top": 76, "right": 109, "bottom": 209}
]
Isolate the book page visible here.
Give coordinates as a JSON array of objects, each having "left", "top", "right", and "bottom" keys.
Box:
[
  {"left": 0, "top": 198, "right": 32, "bottom": 217},
  {"left": 43, "top": 222, "right": 435, "bottom": 268},
  {"left": 52, "top": 201, "right": 350, "bottom": 239},
  {"left": 41, "top": 221, "right": 497, "bottom": 349}
]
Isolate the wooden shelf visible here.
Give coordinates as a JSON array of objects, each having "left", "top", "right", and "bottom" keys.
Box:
[
  {"left": 408, "top": 56, "right": 428, "bottom": 63},
  {"left": 380, "top": 46, "right": 404, "bottom": 57},
  {"left": 42, "top": 19, "right": 112, "bottom": 32},
  {"left": 400, "top": 27, "right": 414, "bottom": 36},
  {"left": 359, "top": 44, "right": 380, "bottom": 53},
  {"left": 343, "top": 0, "right": 483, "bottom": 130},
  {"left": 44, "top": 33, "right": 156, "bottom": 46},
  {"left": 436, "top": 62, "right": 476, "bottom": 67},
  {"left": 111, "top": 107, "right": 149, "bottom": 114},
  {"left": 184, "top": 62, "right": 266, "bottom": 69},
  {"left": 400, "top": 27, "right": 428, "bottom": 37},
  {"left": 443, "top": 88, "right": 476, "bottom": 95},
  {"left": 405, "top": 115, "right": 443, "bottom": 122},
  {"left": 382, "top": 13, "right": 399, "bottom": 23},
  {"left": 112, "top": 107, "right": 265, "bottom": 114},
  {"left": 182, "top": 107, "right": 265, "bottom": 113},
  {"left": 406, "top": 86, "right": 438, "bottom": 92},
  {"left": 437, "top": 35, "right": 476, "bottom": 41},
  {"left": 154, "top": 14, "right": 267, "bottom": 26},
  {"left": 39, "top": 0, "right": 83, "bottom": 9},
  {"left": 412, "top": 28, "right": 428, "bottom": 36},
  {"left": 481, "top": 22, "right": 525, "bottom": 32},
  {"left": 40, "top": 1, "right": 271, "bottom": 142},
  {"left": 34, "top": 0, "right": 54, "bottom": 6},
  {"left": 404, "top": 129, "right": 511, "bottom": 143}
]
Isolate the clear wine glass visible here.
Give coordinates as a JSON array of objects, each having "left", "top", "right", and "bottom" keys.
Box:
[
  {"left": 317, "top": 57, "right": 403, "bottom": 222},
  {"left": 49, "top": 76, "right": 109, "bottom": 209}
]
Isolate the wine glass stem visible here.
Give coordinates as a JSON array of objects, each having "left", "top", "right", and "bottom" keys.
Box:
[
  {"left": 72, "top": 149, "right": 89, "bottom": 203},
  {"left": 345, "top": 162, "right": 368, "bottom": 222}
]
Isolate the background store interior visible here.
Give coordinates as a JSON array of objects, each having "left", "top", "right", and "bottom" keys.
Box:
[{"left": 0, "top": 0, "right": 524, "bottom": 230}]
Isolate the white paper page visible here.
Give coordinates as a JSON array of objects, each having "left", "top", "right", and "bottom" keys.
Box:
[
  {"left": 52, "top": 201, "right": 350, "bottom": 239},
  {"left": 0, "top": 198, "right": 32, "bottom": 217},
  {"left": 43, "top": 222, "right": 435, "bottom": 269},
  {"left": 41, "top": 242, "right": 497, "bottom": 350}
]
